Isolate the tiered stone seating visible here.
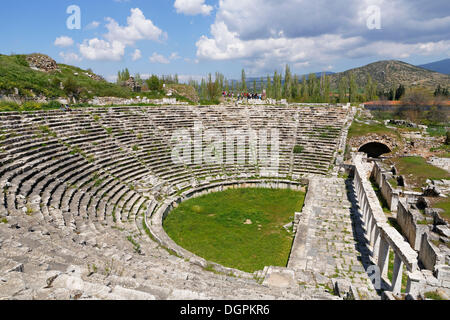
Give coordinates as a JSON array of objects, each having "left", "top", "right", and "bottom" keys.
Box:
[{"left": 0, "top": 104, "right": 349, "bottom": 300}]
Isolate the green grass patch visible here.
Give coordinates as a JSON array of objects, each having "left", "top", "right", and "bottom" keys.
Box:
[
  {"left": 199, "top": 98, "right": 220, "bottom": 105},
  {"left": 430, "top": 144, "right": 450, "bottom": 158},
  {"left": 433, "top": 198, "right": 450, "bottom": 223},
  {"left": 388, "top": 178, "right": 399, "bottom": 188},
  {"left": 293, "top": 145, "right": 304, "bottom": 154},
  {"left": 427, "top": 126, "right": 447, "bottom": 137},
  {"left": 347, "top": 121, "right": 399, "bottom": 140},
  {"left": 390, "top": 156, "right": 450, "bottom": 188},
  {"left": 424, "top": 291, "right": 446, "bottom": 300},
  {"left": 163, "top": 188, "right": 305, "bottom": 273},
  {"left": 370, "top": 177, "right": 391, "bottom": 214}
]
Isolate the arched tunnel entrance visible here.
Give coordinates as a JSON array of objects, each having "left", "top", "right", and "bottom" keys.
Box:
[{"left": 358, "top": 142, "right": 391, "bottom": 158}]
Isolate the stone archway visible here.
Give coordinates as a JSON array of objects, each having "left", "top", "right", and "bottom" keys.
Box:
[
  {"left": 358, "top": 142, "right": 392, "bottom": 158},
  {"left": 349, "top": 134, "right": 398, "bottom": 158}
]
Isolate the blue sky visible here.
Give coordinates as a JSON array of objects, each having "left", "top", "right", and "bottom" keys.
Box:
[{"left": 0, "top": 0, "right": 449, "bottom": 82}]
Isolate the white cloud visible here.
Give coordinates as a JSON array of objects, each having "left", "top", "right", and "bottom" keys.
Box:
[
  {"left": 346, "top": 40, "right": 450, "bottom": 59},
  {"left": 104, "top": 8, "right": 166, "bottom": 45},
  {"left": 196, "top": 21, "right": 362, "bottom": 68},
  {"left": 59, "top": 52, "right": 82, "bottom": 63},
  {"left": 77, "top": 8, "right": 165, "bottom": 61},
  {"left": 169, "top": 52, "right": 181, "bottom": 60},
  {"left": 149, "top": 52, "right": 170, "bottom": 64},
  {"left": 195, "top": 0, "right": 450, "bottom": 72},
  {"left": 174, "top": 0, "right": 213, "bottom": 16},
  {"left": 79, "top": 38, "right": 125, "bottom": 61},
  {"left": 85, "top": 21, "right": 100, "bottom": 30},
  {"left": 177, "top": 74, "right": 205, "bottom": 83},
  {"left": 54, "top": 36, "right": 74, "bottom": 48},
  {"left": 132, "top": 49, "right": 142, "bottom": 61}
]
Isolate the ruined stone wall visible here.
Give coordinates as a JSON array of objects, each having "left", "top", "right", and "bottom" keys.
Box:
[
  {"left": 371, "top": 161, "right": 399, "bottom": 211},
  {"left": 353, "top": 154, "right": 419, "bottom": 295},
  {"left": 419, "top": 232, "right": 446, "bottom": 271},
  {"left": 397, "top": 199, "right": 428, "bottom": 250}
]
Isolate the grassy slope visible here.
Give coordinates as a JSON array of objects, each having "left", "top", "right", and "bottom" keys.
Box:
[
  {"left": 347, "top": 121, "right": 399, "bottom": 141},
  {"left": 433, "top": 198, "right": 450, "bottom": 222},
  {"left": 390, "top": 156, "right": 450, "bottom": 189},
  {"left": 164, "top": 188, "right": 305, "bottom": 273},
  {"left": 0, "top": 54, "right": 132, "bottom": 99}
]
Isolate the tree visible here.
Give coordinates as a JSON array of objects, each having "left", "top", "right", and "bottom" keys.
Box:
[
  {"left": 301, "top": 75, "right": 308, "bottom": 101},
  {"left": 266, "top": 75, "right": 272, "bottom": 98},
  {"left": 134, "top": 73, "right": 143, "bottom": 86},
  {"left": 434, "top": 85, "right": 449, "bottom": 97},
  {"left": 206, "top": 73, "right": 219, "bottom": 101},
  {"left": 241, "top": 69, "right": 247, "bottom": 92},
  {"left": 146, "top": 75, "right": 162, "bottom": 91},
  {"left": 63, "top": 76, "right": 79, "bottom": 97},
  {"left": 307, "top": 73, "right": 316, "bottom": 99},
  {"left": 292, "top": 74, "right": 300, "bottom": 100},
  {"left": 401, "top": 87, "right": 432, "bottom": 106},
  {"left": 338, "top": 76, "right": 348, "bottom": 103},
  {"left": 395, "top": 84, "right": 405, "bottom": 100},
  {"left": 283, "top": 64, "right": 292, "bottom": 99},
  {"left": 273, "top": 71, "right": 282, "bottom": 100},
  {"left": 117, "top": 68, "right": 130, "bottom": 85},
  {"left": 200, "top": 78, "right": 207, "bottom": 99},
  {"left": 348, "top": 72, "right": 357, "bottom": 103},
  {"left": 322, "top": 73, "right": 330, "bottom": 103},
  {"left": 365, "top": 74, "right": 378, "bottom": 101}
]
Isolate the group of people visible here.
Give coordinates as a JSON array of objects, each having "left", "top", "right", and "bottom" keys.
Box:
[
  {"left": 237, "top": 92, "right": 264, "bottom": 100},
  {"left": 59, "top": 104, "right": 72, "bottom": 112},
  {"left": 222, "top": 91, "right": 266, "bottom": 100}
]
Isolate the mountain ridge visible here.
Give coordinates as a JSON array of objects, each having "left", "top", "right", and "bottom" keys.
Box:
[{"left": 418, "top": 58, "right": 450, "bottom": 75}]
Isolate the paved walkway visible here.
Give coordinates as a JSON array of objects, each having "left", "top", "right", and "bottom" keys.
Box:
[{"left": 289, "top": 177, "right": 379, "bottom": 298}]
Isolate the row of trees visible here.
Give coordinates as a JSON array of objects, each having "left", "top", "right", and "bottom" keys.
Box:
[
  {"left": 434, "top": 85, "right": 449, "bottom": 97},
  {"left": 377, "top": 84, "right": 406, "bottom": 101},
  {"left": 189, "top": 66, "right": 379, "bottom": 103},
  {"left": 115, "top": 67, "right": 448, "bottom": 104},
  {"left": 116, "top": 69, "right": 180, "bottom": 91}
]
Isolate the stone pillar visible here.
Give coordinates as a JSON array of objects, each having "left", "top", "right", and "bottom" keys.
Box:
[
  {"left": 391, "top": 252, "right": 404, "bottom": 295},
  {"left": 405, "top": 270, "right": 424, "bottom": 297},
  {"left": 372, "top": 227, "right": 380, "bottom": 260},
  {"left": 377, "top": 237, "right": 389, "bottom": 279},
  {"left": 370, "top": 216, "right": 378, "bottom": 246},
  {"left": 365, "top": 212, "right": 372, "bottom": 241}
]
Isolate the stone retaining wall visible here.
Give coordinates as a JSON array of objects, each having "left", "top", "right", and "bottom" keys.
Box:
[
  {"left": 419, "top": 232, "right": 446, "bottom": 271},
  {"left": 353, "top": 154, "right": 419, "bottom": 295},
  {"left": 396, "top": 199, "right": 428, "bottom": 250},
  {"left": 371, "top": 161, "right": 399, "bottom": 211},
  {"left": 428, "top": 157, "right": 450, "bottom": 173}
]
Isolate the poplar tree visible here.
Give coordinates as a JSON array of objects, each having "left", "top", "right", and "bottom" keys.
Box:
[{"left": 241, "top": 69, "right": 247, "bottom": 92}]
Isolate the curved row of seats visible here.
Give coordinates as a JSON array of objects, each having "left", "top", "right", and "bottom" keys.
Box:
[
  {"left": 0, "top": 104, "right": 349, "bottom": 299},
  {"left": 0, "top": 105, "right": 347, "bottom": 237}
]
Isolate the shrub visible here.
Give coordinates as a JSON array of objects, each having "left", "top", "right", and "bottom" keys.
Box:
[
  {"left": 42, "top": 100, "right": 62, "bottom": 109},
  {"left": 293, "top": 145, "right": 304, "bottom": 154}
]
